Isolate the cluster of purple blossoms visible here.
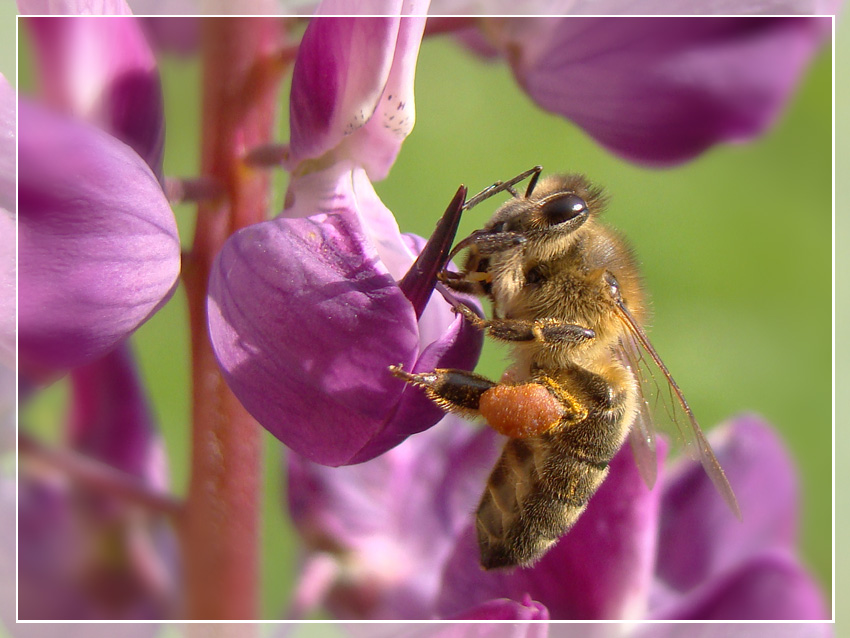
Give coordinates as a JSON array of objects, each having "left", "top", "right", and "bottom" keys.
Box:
[{"left": 10, "top": 0, "right": 834, "bottom": 624}]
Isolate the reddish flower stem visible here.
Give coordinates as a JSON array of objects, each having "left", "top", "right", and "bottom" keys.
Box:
[{"left": 179, "top": 17, "right": 287, "bottom": 621}]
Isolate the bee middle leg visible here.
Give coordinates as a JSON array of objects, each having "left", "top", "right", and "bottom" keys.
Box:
[{"left": 452, "top": 303, "right": 595, "bottom": 345}]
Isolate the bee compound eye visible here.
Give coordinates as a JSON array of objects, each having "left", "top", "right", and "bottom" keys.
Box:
[{"left": 542, "top": 193, "right": 588, "bottom": 226}]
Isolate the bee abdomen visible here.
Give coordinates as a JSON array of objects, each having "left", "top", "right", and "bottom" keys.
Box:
[{"left": 476, "top": 437, "right": 610, "bottom": 570}]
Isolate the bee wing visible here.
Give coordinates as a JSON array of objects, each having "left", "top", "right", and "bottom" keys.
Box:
[
  {"left": 619, "top": 335, "right": 657, "bottom": 490},
  {"left": 615, "top": 303, "right": 742, "bottom": 520}
]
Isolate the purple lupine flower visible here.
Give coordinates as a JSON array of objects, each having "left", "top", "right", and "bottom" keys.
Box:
[
  {"left": 18, "top": 343, "right": 179, "bottom": 621},
  {"left": 23, "top": 12, "right": 165, "bottom": 179},
  {"left": 454, "top": 15, "right": 833, "bottom": 166},
  {"left": 17, "top": 10, "right": 179, "bottom": 384},
  {"left": 288, "top": 415, "right": 826, "bottom": 620},
  {"left": 286, "top": 417, "right": 501, "bottom": 619},
  {"left": 436, "top": 416, "right": 827, "bottom": 621},
  {"left": 208, "top": 3, "right": 485, "bottom": 467}
]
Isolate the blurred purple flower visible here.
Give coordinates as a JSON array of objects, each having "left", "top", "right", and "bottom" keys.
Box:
[
  {"left": 288, "top": 415, "right": 827, "bottom": 620},
  {"left": 459, "top": 15, "right": 832, "bottom": 166},
  {"left": 286, "top": 417, "right": 500, "bottom": 619},
  {"left": 18, "top": 343, "right": 179, "bottom": 620},
  {"left": 17, "top": 12, "right": 179, "bottom": 383},
  {"left": 208, "top": 3, "right": 485, "bottom": 467},
  {"left": 23, "top": 13, "right": 165, "bottom": 179}
]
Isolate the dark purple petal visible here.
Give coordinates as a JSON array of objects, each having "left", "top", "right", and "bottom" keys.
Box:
[
  {"left": 451, "top": 597, "right": 550, "bottom": 620},
  {"left": 656, "top": 415, "right": 798, "bottom": 593},
  {"left": 288, "top": 418, "right": 501, "bottom": 618},
  {"left": 18, "top": 100, "right": 180, "bottom": 381},
  {"left": 24, "top": 15, "right": 165, "bottom": 179},
  {"left": 437, "top": 440, "right": 667, "bottom": 620},
  {"left": 654, "top": 550, "right": 828, "bottom": 620},
  {"left": 68, "top": 342, "right": 167, "bottom": 486},
  {"left": 208, "top": 210, "right": 419, "bottom": 466},
  {"left": 212, "top": 164, "right": 481, "bottom": 465},
  {"left": 502, "top": 17, "right": 831, "bottom": 165}
]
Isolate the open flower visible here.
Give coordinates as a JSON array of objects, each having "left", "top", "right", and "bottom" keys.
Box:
[
  {"left": 17, "top": 9, "right": 178, "bottom": 384},
  {"left": 208, "top": 2, "right": 486, "bottom": 467},
  {"left": 287, "top": 415, "right": 827, "bottom": 620}
]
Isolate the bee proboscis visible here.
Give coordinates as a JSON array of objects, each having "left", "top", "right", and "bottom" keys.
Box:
[{"left": 391, "top": 167, "right": 739, "bottom": 569}]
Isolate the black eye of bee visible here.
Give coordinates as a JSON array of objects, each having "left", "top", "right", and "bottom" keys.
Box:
[{"left": 541, "top": 193, "right": 588, "bottom": 226}]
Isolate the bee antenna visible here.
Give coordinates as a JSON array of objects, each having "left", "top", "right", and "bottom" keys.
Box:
[
  {"left": 524, "top": 166, "right": 542, "bottom": 198},
  {"left": 463, "top": 166, "right": 544, "bottom": 211}
]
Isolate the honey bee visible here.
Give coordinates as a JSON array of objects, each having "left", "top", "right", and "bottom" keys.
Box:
[{"left": 391, "top": 167, "right": 740, "bottom": 570}]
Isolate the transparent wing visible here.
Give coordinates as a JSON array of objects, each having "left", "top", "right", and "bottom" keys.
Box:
[
  {"left": 615, "top": 303, "right": 741, "bottom": 520},
  {"left": 618, "top": 335, "right": 657, "bottom": 490}
]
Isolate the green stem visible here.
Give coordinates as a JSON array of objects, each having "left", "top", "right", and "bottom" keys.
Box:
[{"left": 179, "top": 17, "right": 287, "bottom": 621}]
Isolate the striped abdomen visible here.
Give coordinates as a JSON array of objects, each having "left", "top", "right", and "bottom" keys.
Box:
[{"left": 475, "top": 368, "right": 634, "bottom": 569}]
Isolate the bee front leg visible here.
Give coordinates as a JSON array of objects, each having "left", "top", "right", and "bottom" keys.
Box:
[
  {"left": 389, "top": 365, "right": 496, "bottom": 415},
  {"left": 452, "top": 303, "right": 595, "bottom": 346}
]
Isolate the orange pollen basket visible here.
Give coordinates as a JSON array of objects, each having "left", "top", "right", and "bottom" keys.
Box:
[{"left": 479, "top": 384, "right": 564, "bottom": 438}]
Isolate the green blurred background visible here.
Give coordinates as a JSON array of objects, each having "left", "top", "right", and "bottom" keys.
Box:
[{"left": 18, "top": 19, "right": 832, "bottom": 620}]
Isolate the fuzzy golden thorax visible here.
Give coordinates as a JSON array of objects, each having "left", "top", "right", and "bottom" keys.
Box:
[{"left": 467, "top": 175, "right": 646, "bottom": 367}]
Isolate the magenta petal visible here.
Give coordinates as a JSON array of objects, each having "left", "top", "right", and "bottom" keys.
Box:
[
  {"left": 25, "top": 16, "right": 165, "bottom": 178},
  {"left": 657, "top": 550, "right": 829, "bottom": 620},
  {"left": 208, "top": 212, "right": 420, "bottom": 466},
  {"left": 437, "top": 440, "right": 667, "bottom": 619},
  {"left": 18, "top": 101, "right": 179, "bottom": 380},
  {"left": 656, "top": 415, "right": 798, "bottom": 592},
  {"left": 509, "top": 17, "right": 831, "bottom": 165}
]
